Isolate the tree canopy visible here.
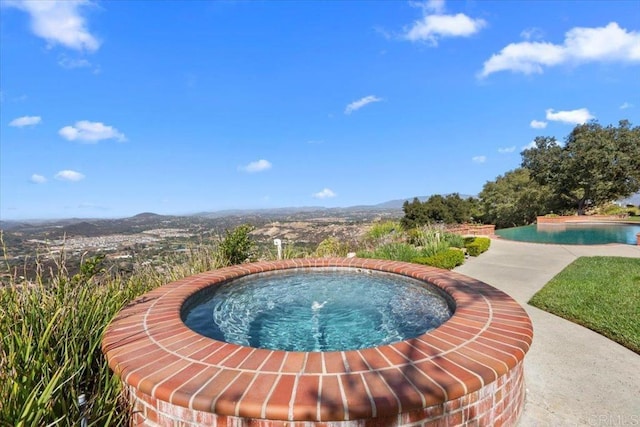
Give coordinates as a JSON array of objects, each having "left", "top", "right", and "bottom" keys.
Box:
[
  {"left": 522, "top": 120, "right": 640, "bottom": 214},
  {"left": 401, "top": 194, "right": 478, "bottom": 229},
  {"left": 478, "top": 168, "right": 557, "bottom": 229}
]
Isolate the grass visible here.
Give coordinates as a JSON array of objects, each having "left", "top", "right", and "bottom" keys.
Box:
[
  {"left": 529, "top": 256, "right": 640, "bottom": 354},
  {"left": 0, "top": 236, "right": 228, "bottom": 426}
]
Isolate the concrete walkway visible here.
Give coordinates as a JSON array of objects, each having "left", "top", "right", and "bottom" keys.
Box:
[{"left": 454, "top": 239, "right": 640, "bottom": 426}]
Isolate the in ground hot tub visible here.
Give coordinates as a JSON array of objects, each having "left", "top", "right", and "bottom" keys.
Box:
[{"left": 102, "top": 258, "right": 533, "bottom": 426}]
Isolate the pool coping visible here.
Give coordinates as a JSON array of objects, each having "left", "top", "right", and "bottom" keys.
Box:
[{"left": 102, "top": 258, "right": 533, "bottom": 422}]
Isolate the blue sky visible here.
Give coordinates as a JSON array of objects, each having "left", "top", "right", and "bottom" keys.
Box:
[{"left": 1, "top": 0, "right": 639, "bottom": 220}]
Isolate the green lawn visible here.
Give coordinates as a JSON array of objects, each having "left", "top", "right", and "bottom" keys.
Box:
[{"left": 529, "top": 256, "right": 640, "bottom": 354}]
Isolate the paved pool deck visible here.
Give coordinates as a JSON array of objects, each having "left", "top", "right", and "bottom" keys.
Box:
[{"left": 454, "top": 239, "right": 640, "bottom": 427}]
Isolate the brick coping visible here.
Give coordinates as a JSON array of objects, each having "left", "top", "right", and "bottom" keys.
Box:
[{"left": 102, "top": 258, "right": 533, "bottom": 422}]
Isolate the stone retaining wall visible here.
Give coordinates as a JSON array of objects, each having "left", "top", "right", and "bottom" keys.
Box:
[{"left": 446, "top": 224, "right": 496, "bottom": 236}]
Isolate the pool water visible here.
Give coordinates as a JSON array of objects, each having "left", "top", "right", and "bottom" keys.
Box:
[
  {"left": 183, "top": 269, "right": 453, "bottom": 352},
  {"left": 496, "top": 223, "right": 640, "bottom": 245}
]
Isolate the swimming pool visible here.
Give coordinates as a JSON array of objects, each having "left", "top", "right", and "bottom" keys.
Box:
[{"left": 496, "top": 222, "right": 640, "bottom": 245}]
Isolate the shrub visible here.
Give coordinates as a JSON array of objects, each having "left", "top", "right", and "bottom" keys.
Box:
[
  {"left": 412, "top": 248, "right": 465, "bottom": 270},
  {"left": 475, "top": 237, "right": 491, "bottom": 252},
  {"left": 599, "top": 203, "right": 628, "bottom": 216},
  {"left": 219, "top": 224, "right": 255, "bottom": 266},
  {"left": 407, "top": 225, "right": 439, "bottom": 247},
  {"left": 407, "top": 225, "right": 452, "bottom": 257},
  {"left": 281, "top": 244, "right": 311, "bottom": 259},
  {"left": 466, "top": 242, "right": 482, "bottom": 257},
  {"left": 464, "top": 236, "right": 491, "bottom": 256},
  {"left": 315, "top": 237, "right": 349, "bottom": 257},
  {"left": 357, "top": 242, "right": 419, "bottom": 262},
  {"left": 362, "top": 221, "right": 404, "bottom": 250},
  {"left": 442, "top": 232, "right": 465, "bottom": 248},
  {"left": 366, "top": 221, "right": 402, "bottom": 240}
]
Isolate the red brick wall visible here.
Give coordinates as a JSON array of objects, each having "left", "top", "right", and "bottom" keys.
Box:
[
  {"left": 446, "top": 224, "right": 496, "bottom": 236},
  {"left": 127, "top": 361, "right": 526, "bottom": 426}
]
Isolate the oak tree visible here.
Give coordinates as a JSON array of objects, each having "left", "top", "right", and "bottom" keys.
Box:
[{"left": 521, "top": 120, "right": 640, "bottom": 214}]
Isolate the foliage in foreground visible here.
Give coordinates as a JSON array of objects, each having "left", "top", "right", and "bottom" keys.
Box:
[
  {"left": 0, "top": 258, "right": 154, "bottom": 426},
  {"left": 529, "top": 256, "right": 640, "bottom": 354},
  {"left": 0, "top": 224, "right": 251, "bottom": 426},
  {"left": 356, "top": 224, "right": 479, "bottom": 269}
]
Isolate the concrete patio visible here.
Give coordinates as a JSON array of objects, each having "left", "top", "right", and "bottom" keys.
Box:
[{"left": 454, "top": 239, "right": 640, "bottom": 426}]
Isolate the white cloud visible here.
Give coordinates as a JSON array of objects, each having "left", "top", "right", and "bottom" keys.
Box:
[
  {"left": 55, "top": 170, "right": 85, "bottom": 182},
  {"left": 480, "top": 22, "right": 640, "bottom": 77},
  {"left": 9, "top": 115, "right": 41, "bottom": 127},
  {"left": 545, "top": 108, "right": 594, "bottom": 125},
  {"left": 58, "top": 55, "right": 91, "bottom": 69},
  {"left": 409, "top": 0, "right": 446, "bottom": 14},
  {"left": 472, "top": 155, "right": 486, "bottom": 164},
  {"left": 498, "top": 146, "right": 516, "bottom": 153},
  {"left": 404, "top": 6, "right": 486, "bottom": 45},
  {"left": 239, "top": 159, "right": 272, "bottom": 173},
  {"left": 480, "top": 42, "right": 565, "bottom": 76},
  {"left": 520, "top": 27, "right": 544, "bottom": 41},
  {"left": 424, "top": 0, "right": 445, "bottom": 13},
  {"left": 313, "top": 188, "right": 336, "bottom": 199},
  {"left": 522, "top": 140, "right": 537, "bottom": 150},
  {"left": 59, "top": 120, "right": 126, "bottom": 143},
  {"left": 345, "top": 95, "right": 382, "bottom": 114},
  {"left": 30, "top": 174, "right": 47, "bottom": 184},
  {"left": 530, "top": 120, "right": 548, "bottom": 129},
  {"left": 4, "top": 0, "right": 100, "bottom": 52},
  {"left": 620, "top": 102, "right": 633, "bottom": 110}
]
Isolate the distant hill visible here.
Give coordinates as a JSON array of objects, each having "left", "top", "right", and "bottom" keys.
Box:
[
  {"left": 62, "top": 221, "right": 101, "bottom": 237},
  {"left": 371, "top": 194, "right": 475, "bottom": 210},
  {"left": 194, "top": 206, "right": 327, "bottom": 219},
  {"left": 0, "top": 220, "right": 29, "bottom": 231},
  {"left": 131, "top": 212, "right": 163, "bottom": 219},
  {"left": 192, "top": 194, "right": 477, "bottom": 218},
  {"left": 0, "top": 194, "right": 480, "bottom": 232}
]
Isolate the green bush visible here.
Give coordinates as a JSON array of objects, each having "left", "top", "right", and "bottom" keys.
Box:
[
  {"left": 361, "top": 221, "right": 404, "bottom": 250},
  {"left": 464, "top": 236, "right": 491, "bottom": 256},
  {"left": 466, "top": 242, "right": 482, "bottom": 257},
  {"left": 315, "top": 237, "right": 349, "bottom": 257},
  {"left": 219, "top": 224, "right": 255, "bottom": 265},
  {"left": 356, "top": 242, "right": 419, "bottom": 262},
  {"left": 442, "top": 232, "right": 465, "bottom": 248},
  {"left": 365, "top": 221, "right": 402, "bottom": 240},
  {"left": 476, "top": 237, "right": 491, "bottom": 252},
  {"left": 407, "top": 225, "right": 453, "bottom": 257},
  {"left": 412, "top": 248, "right": 465, "bottom": 270}
]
